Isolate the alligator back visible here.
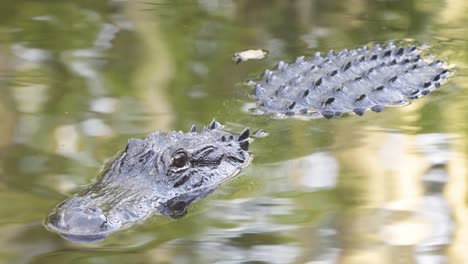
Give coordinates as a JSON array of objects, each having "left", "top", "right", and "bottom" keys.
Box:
[{"left": 252, "top": 42, "right": 452, "bottom": 119}]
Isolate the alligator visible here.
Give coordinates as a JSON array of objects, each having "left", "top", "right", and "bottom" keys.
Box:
[
  {"left": 46, "top": 42, "right": 452, "bottom": 242},
  {"left": 47, "top": 121, "right": 252, "bottom": 242}
]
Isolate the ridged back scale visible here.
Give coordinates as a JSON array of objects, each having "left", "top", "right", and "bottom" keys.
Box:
[{"left": 252, "top": 42, "right": 452, "bottom": 119}]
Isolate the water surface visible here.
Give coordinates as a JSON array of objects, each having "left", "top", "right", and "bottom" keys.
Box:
[{"left": 0, "top": 0, "right": 467, "bottom": 263}]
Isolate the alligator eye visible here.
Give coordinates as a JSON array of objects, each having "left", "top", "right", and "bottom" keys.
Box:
[{"left": 172, "top": 150, "right": 189, "bottom": 168}]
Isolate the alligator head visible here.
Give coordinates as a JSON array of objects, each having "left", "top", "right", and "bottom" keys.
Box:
[{"left": 46, "top": 120, "right": 251, "bottom": 242}]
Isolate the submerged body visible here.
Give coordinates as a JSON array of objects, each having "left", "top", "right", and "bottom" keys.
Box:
[
  {"left": 46, "top": 121, "right": 251, "bottom": 242},
  {"left": 252, "top": 42, "right": 451, "bottom": 119}
]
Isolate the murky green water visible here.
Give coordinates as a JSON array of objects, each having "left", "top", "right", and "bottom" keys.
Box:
[{"left": 1, "top": 0, "right": 467, "bottom": 263}]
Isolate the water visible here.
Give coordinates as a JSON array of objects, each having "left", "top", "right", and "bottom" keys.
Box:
[{"left": 0, "top": 0, "right": 467, "bottom": 263}]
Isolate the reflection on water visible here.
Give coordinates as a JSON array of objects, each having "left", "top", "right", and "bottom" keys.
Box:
[
  {"left": 0, "top": 0, "right": 467, "bottom": 263},
  {"left": 378, "top": 134, "right": 455, "bottom": 263}
]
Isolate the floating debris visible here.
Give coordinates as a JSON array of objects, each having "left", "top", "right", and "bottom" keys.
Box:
[{"left": 233, "top": 49, "right": 268, "bottom": 64}]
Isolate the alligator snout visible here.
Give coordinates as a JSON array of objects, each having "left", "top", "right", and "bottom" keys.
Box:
[{"left": 47, "top": 197, "right": 113, "bottom": 242}]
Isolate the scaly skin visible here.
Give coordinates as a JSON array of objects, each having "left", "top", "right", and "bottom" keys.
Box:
[
  {"left": 46, "top": 120, "right": 251, "bottom": 242},
  {"left": 252, "top": 42, "right": 452, "bottom": 119}
]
